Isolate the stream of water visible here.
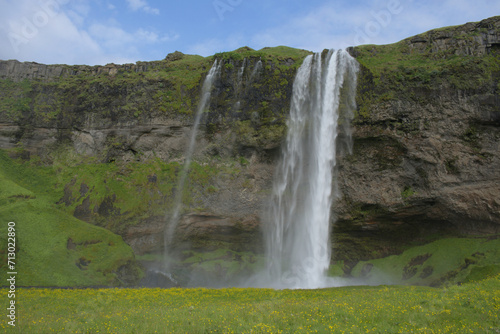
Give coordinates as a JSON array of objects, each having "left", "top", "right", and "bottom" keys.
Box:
[
  {"left": 261, "top": 49, "right": 359, "bottom": 289},
  {"left": 164, "top": 60, "right": 221, "bottom": 257}
]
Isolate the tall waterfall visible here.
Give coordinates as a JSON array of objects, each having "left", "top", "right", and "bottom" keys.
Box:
[
  {"left": 263, "top": 49, "right": 359, "bottom": 289},
  {"left": 164, "top": 60, "right": 221, "bottom": 251}
]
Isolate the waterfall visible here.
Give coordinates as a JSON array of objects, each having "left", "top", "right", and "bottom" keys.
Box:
[
  {"left": 250, "top": 59, "right": 262, "bottom": 81},
  {"left": 235, "top": 58, "right": 262, "bottom": 112},
  {"left": 164, "top": 60, "right": 221, "bottom": 252},
  {"left": 238, "top": 58, "right": 247, "bottom": 82},
  {"left": 262, "top": 49, "right": 359, "bottom": 289},
  {"left": 234, "top": 58, "right": 248, "bottom": 112}
]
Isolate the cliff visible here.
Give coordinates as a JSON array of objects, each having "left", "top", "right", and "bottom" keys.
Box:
[
  {"left": 0, "top": 17, "right": 499, "bottom": 286},
  {"left": 335, "top": 15, "right": 500, "bottom": 263}
]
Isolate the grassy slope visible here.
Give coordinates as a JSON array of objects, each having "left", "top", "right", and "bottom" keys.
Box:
[
  {"left": 344, "top": 237, "right": 500, "bottom": 286},
  {"left": 48, "top": 151, "right": 246, "bottom": 232},
  {"left": 0, "top": 151, "right": 141, "bottom": 286},
  {"left": 1, "top": 275, "right": 498, "bottom": 333},
  {"left": 0, "top": 147, "right": 264, "bottom": 285}
]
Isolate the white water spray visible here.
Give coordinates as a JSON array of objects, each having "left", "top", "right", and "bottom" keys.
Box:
[
  {"left": 261, "top": 49, "right": 359, "bottom": 289},
  {"left": 164, "top": 60, "right": 221, "bottom": 251}
]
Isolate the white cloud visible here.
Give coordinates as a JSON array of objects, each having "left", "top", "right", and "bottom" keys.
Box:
[
  {"left": 127, "top": 0, "right": 146, "bottom": 11},
  {"left": 135, "top": 28, "right": 179, "bottom": 43},
  {"left": 126, "top": 0, "right": 159, "bottom": 15},
  {"left": 89, "top": 22, "right": 178, "bottom": 49},
  {"left": 187, "top": 34, "right": 245, "bottom": 56},
  {"left": 0, "top": 0, "right": 103, "bottom": 64},
  {"left": 0, "top": 0, "right": 176, "bottom": 65},
  {"left": 249, "top": 3, "right": 361, "bottom": 51},
  {"left": 249, "top": 0, "right": 500, "bottom": 52}
]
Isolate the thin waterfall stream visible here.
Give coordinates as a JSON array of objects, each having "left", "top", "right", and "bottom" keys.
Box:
[{"left": 163, "top": 60, "right": 221, "bottom": 267}]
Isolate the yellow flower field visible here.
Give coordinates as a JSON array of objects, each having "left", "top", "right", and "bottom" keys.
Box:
[{"left": 1, "top": 275, "right": 499, "bottom": 333}]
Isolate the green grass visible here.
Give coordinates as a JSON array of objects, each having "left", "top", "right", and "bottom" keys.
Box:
[
  {"left": 214, "top": 46, "right": 311, "bottom": 61},
  {"left": 0, "top": 147, "right": 243, "bottom": 231},
  {"left": 354, "top": 40, "right": 500, "bottom": 84},
  {"left": 0, "top": 151, "right": 142, "bottom": 287},
  {"left": 347, "top": 237, "right": 500, "bottom": 286},
  {"left": 1, "top": 275, "right": 498, "bottom": 333},
  {"left": 258, "top": 46, "right": 312, "bottom": 63}
]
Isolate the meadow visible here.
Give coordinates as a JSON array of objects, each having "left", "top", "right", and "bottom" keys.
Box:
[{"left": 1, "top": 275, "right": 498, "bottom": 333}]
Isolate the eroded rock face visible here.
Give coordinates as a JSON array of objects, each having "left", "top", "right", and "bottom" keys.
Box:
[
  {"left": 124, "top": 217, "right": 165, "bottom": 255},
  {"left": 174, "top": 213, "right": 262, "bottom": 252},
  {"left": 336, "top": 92, "right": 500, "bottom": 234},
  {"left": 0, "top": 56, "right": 176, "bottom": 83},
  {"left": 123, "top": 213, "right": 262, "bottom": 256},
  {"left": 70, "top": 120, "right": 193, "bottom": 162}
]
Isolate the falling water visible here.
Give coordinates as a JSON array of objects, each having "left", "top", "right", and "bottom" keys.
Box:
[
  {"left": 164, "top": 60, "right": 221, "bottom": 252},
  {"left": 250, "top": 59, "right": 263, "bottom": 81},
  {"left": 262, "top": 49, "right": 359, "bottom": 289},
  {"left": 237, "top": 58, "right": 247, "bottom": 82},
  {"left": 235, "top": 59, "right": 262, "bottom": 112},
  {"left": 234, "top": 58, "right": 248, "bottom": 112}
]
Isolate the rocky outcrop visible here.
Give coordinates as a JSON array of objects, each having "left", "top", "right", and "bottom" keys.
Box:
[
  {"left": 0, "top": 59, "right": 154, "bottom": 82},
  {"left": 0, "top": 52, "right": 188, "bottom": 83},
  {"left": 406, "top": 16, "right": 500, "bottom": 56},
  {"left": 173, "top": 213, "right": 262, "bottom": 252},
  {"left": 335, "top": 92, "right": 500, "bottom": 248},
  {"left": 331, "top": 16, "right": 500, "bottom": 263}
]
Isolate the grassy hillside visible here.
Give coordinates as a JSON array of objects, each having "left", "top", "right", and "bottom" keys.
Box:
[
  {"left": 334, "top": 237, "right": 500, "bottom": 286},
  {"left": 0, "top": 150, "right": 142, "bottom": 286}
]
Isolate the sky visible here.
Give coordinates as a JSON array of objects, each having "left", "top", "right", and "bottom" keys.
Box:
[{"left": 0, "top": 0, "right": 499, "bottom": 65}]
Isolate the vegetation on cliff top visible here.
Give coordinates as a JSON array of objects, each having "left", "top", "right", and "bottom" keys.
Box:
[
  {"left": 0, "top": 46, "right": 310, "bottom": 123},
  {"left": 352, "top": 16, "right": 500, "bottom": 120},
  {"left": 215, "top": 45, "right": 311, "bottom": 67}
]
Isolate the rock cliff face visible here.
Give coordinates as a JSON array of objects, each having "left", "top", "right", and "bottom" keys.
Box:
[
  {"left": 0, "top": 58, "right": 159, "bottom": 83},
  {"left": 0, "top": 18, "right": 499, "bottom": 281},
  {"left": 0, "top": 46, "right": 303, "bottom": 273},
  {"left": 406, "top": 18, "right": 500, "bottom": 56},
  {"left": 331, "top": 16, "right": 500, "bottom": 263}
]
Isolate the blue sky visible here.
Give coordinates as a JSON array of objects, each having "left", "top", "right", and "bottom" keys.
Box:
[{"left": 1, "top": 0, "right": 499, "bottom": 65}]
